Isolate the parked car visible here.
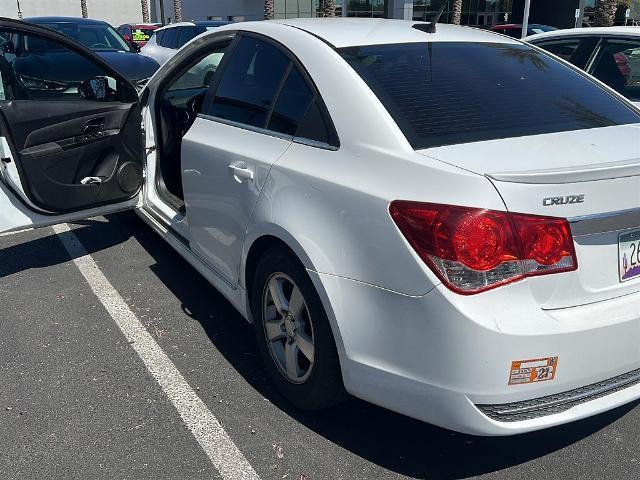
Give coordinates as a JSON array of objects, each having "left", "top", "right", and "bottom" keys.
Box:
[
  {"left": 117, "top": 23, "right": 160, "bottom": 48},
  {"left": 528, "top": 27, "right": 640, "bottom": 106},
  {"left": 492, "top": 23, "right": 557, "bottom": 38},
  {"left": 22, "top": 17, "right": 159, "bottom": 89},
  {"left": 141, "top": 20, "right": 231, "bottom": 65},
  {"left": 1, "top": 17, "right": 640, "bottom": 436}
]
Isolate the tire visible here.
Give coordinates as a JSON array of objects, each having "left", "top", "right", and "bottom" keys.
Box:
[{"left": 251, "top": 246, "right": 346, "bottom": 411}]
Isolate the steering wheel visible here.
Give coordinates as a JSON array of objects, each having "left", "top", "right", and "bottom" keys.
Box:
[{"left": 91, "top": 43, "right": 109, "bottom": 49}]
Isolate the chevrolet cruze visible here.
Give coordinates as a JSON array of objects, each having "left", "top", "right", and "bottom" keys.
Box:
[{"left": 0, "top": 17, "right": 638, "bottom": 435}]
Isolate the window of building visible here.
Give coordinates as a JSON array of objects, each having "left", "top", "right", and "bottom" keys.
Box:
[
  {"left": 347, "top": 0, "right": 385, "bottom": 17},
  {"left": 272, "top": 0, "right": 345, "bottom": 18},
  {"left": 412, "top": 0, "right": 513, "bottom": 26}
]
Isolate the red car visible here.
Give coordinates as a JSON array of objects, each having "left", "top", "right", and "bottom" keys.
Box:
[{"left": 117, "top": 23, "right": 160, "bottom": 47}]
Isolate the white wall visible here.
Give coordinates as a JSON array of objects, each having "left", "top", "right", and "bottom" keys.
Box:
[{"left": 0, "top": 0, "right": 142, "bottom": 27}]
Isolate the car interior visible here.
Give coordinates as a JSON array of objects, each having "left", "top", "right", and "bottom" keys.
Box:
[
  {"left": 154, "top": 43, "right": 230, "bottom": 212},
  {"left": 593, "top": 44, "right": 640, "bottom": 102}
]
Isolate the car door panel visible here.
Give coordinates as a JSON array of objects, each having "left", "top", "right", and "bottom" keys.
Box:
[
  {"left": 0, "top": 17, "right": 143, "bottom": 233},
  {"left": 3, "top": 100, "right": 130, "bottom": 148},
  {"left": 182, "top": 117, "right": 291, "bottom": 283},
  {"left": 0, "top": 19, "right": 143, "bottom": 217},
  {"left": 0, "top": 100, "right": 142, "bottom": 213}
]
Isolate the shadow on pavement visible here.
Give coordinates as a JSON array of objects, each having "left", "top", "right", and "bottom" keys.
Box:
[
  {"left": 0, "top": 219, "right": 132, "bottom": 278},
  {"left": 69, "top": 214, "right": 640, "bottom": 479}
]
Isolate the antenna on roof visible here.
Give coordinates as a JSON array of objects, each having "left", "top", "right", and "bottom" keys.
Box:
[{"left": 413, "top": 3, "right": 447, "bottom": 34}]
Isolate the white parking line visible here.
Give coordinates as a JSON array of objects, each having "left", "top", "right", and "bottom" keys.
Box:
[{"left": 52, "top": 223, "right": 260, "bottom": 480}]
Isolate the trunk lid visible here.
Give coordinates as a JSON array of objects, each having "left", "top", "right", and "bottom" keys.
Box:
[{"left": 418, "top": 125, "right": 640, "bottom": 309}]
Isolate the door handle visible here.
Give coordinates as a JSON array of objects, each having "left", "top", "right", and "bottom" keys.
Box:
[
  {"left": 84, "top": 117, "right": 105, "bottom": 133},
  {"left": 80, "top": 176, "right": 103, "bottom": 185},
  {"left": 228, "top": 162, "right": 254, "bottom": 181}
]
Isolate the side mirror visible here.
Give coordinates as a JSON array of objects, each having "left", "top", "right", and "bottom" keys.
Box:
[
  {"left": 129, "top": 41, "right": 141, "bottom": 52},
  {"left": 78, "top": 76, "right": 109, "bottom": 101}
]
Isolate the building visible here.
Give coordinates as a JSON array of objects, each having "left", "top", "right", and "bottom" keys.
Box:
[
  {"left": 150, "top": 0, "right": 517, "bottom": 26},
  {"left": 0, "top": 0, "right": 143, "bottom": 26}
]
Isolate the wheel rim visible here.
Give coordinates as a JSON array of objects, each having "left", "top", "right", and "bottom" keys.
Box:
[{"left": 262, "top": 273, "right": 315, "bottom": 384}]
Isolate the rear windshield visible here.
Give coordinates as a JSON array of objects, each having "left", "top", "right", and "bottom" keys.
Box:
[{"left": 339, "top": 42, "right": 640, "bottom": 149}]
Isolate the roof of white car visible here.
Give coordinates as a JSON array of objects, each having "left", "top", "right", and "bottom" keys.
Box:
[
  {"left": 527, "top": 26, "right": 640, "bottom": 42},
  {"left": 156, "top": 21, "right": 196, "bottom": 31},
  {"left": 219, "top": 18, "right": 520, "bottom": 48}
]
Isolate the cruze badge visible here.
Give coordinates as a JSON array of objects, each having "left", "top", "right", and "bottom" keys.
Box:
[{"left": 542, "top": 194, "right": 585, "bottom": 207}]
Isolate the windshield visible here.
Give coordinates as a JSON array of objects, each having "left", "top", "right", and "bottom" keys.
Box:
[
  {"left": 339, "top": 42, "right": 640, "bottom": 149},
  {"left": 37, "top": 22, "right": 131, "bottom": 52}
]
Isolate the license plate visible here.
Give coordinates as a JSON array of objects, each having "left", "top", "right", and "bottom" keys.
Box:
[{"left": 619, "top": 230, "right": 640, "bottom": 282}]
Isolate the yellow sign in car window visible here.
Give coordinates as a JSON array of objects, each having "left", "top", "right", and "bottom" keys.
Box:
[{"left": 132, "top": 30, "right": 151, "bottom": 42}]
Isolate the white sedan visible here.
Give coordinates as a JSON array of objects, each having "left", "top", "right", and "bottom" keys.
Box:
[{"left": 0, "top": 17, "right": 639, "bottom": 436}]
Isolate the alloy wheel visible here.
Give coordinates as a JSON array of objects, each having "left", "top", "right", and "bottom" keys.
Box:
[{"left": 262, "top": 273, "right": 315, "bottom": 384}]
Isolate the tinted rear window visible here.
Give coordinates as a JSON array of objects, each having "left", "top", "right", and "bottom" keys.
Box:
[
  {"left": 339, "top": 42, "right": 640, "bottom": 149},
  {"left": 159, "top": 28, "right": 179, "bottom": 48}
]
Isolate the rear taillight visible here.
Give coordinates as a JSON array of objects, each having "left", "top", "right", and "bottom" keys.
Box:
[{"left": 389, "top": 201, "right": 577, "bottom": 294}]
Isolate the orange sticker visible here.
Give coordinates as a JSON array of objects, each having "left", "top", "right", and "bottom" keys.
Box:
[{"left": 508, "top": 356, "right": 558, "bottom": 385}]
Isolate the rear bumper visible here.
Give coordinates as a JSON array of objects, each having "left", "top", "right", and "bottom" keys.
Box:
[{"left": 309, "top": 271, "right": 640, "bottom": 435}]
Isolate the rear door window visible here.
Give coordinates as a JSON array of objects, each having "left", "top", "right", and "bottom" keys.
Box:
[
  {"left": 267, "top": 65, "right": 338, "bottom": 146},
  {"left": 532, "top": 36, "right": 599, "bottom": 69},
  {"left": 160, "top": 27, "right": 179, "bottom": 49},
  {"left": 534, "top": 39, "right": 582, "bottom": 62},
  {"left": 339, "top": 42, "right": 640, "bottom": 150},
  {"left": 589, "top": 39, "right": 640, "bottom": 102},
  {"left": 178, "top": 27, "right": 197, "bottom": 47},
  {"left": 206, "top": 36, "right": 290, "bottom": 128},
  {"left": 153, "top": 30, "right": 164, "bottom": 44}
]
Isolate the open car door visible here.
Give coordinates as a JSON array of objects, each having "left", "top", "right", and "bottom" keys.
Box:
[{"left": 0, "top": 18, "right": 144, "bottom": 234}]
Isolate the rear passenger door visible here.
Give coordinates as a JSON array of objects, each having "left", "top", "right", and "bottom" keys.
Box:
[{"left": 182, "top": 33, "right": 335, "bottom": 285}]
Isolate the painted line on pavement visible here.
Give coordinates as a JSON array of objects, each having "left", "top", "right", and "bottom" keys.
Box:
[{"left": 52, "top": 223, "right": 260, "bottom": 480}]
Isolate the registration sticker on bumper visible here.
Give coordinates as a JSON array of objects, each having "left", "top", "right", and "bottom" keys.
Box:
[{"left": 508, "top": 356, "right": 558, "bottom": 385}]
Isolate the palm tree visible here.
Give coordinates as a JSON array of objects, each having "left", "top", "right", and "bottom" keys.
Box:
[
  {"left": 173, "top": 0, "right": 183, "bottom": 23},
  {"left": 323, "top": 0, "right": 337, "bottom": 17},
  {"left": 451, "top": 0, "right": 462, "bottom": 25},
  {"left": 141, "top": 0, "right": 150, "bottom": 23},
  {"left": 594, "top": 0, "right": 618, "bottom": 26},
  {"left": 80, "top": 0, "right": 88, "bottom": 18},
  {"left": 265, "top": 0, "right": 274, "bottom": 20}
]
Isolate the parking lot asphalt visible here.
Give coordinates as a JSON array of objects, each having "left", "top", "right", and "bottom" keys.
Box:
[{"left": 2, "top": 213, "right": 640, "bottom": 480}]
